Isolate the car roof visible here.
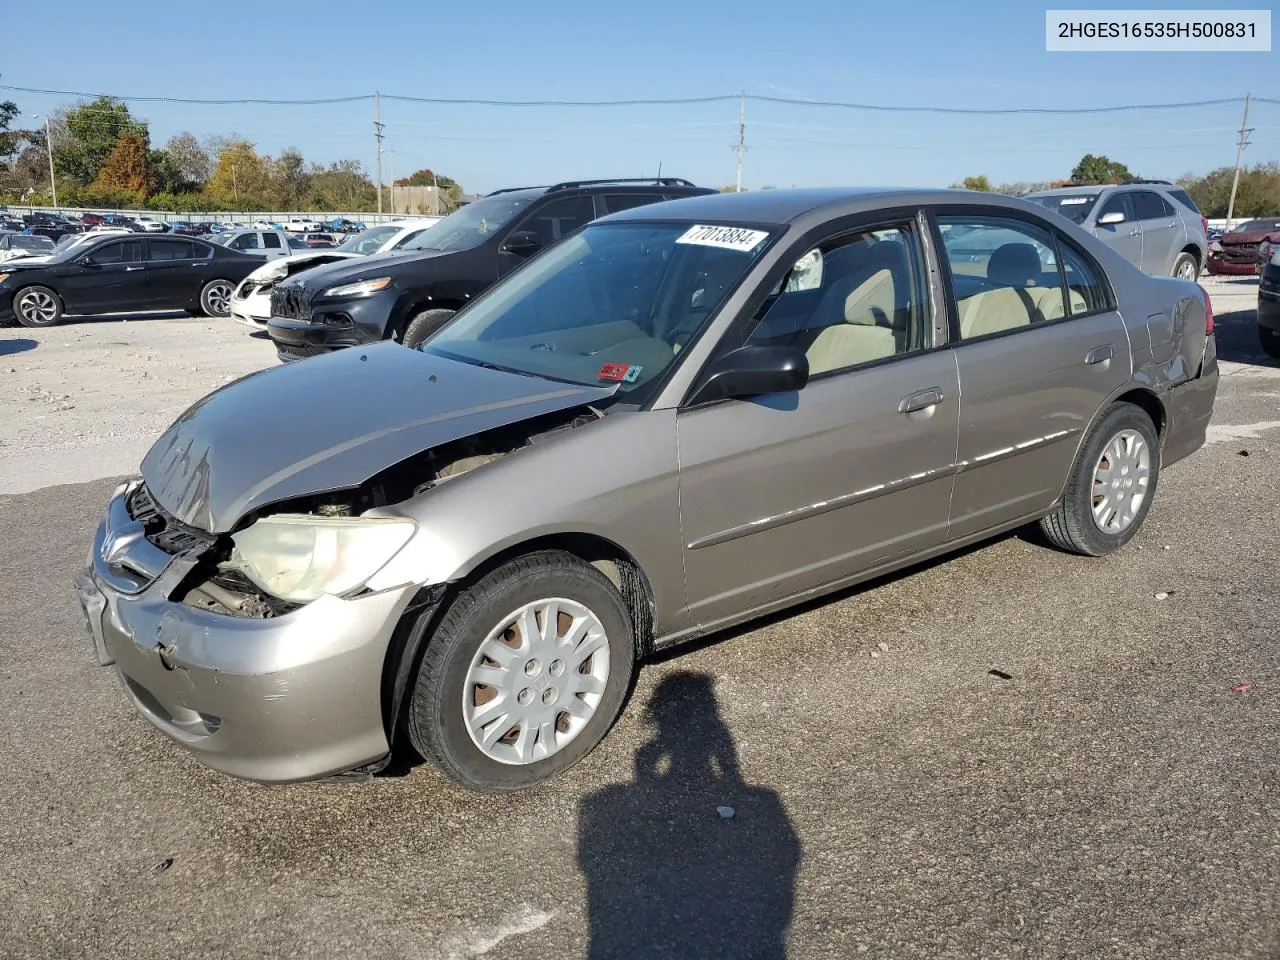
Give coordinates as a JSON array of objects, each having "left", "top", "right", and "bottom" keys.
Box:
[{"left": 598, "top": 186, "right": 1049, "bottom": 227}]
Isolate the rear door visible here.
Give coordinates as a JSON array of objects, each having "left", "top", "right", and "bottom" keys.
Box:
[
  {"left": 145, "top": 237, "right": 207, "bottom": 307},
  {"left": 1092, "top": 193, "right": 1143, "bottom": 269},
  {"left": 260, "top": 231, "right": 288, "bottom": 260},
  {"left": 58, "top": 238, "right": 148, "bottom": 313},
  {"left": 932, "top": 210, "right": 1132, "bottom": 539},
  {"left": 1133, "top": 190, "right": 1180, "bottom": 275}
]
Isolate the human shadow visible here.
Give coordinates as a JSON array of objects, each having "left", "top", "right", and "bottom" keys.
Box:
[
  {"left": 0, "top": 338, "right": 37, "bottom": 356},
  {"left": 577, "top": 672, "right": 801, "bottom": 959}
]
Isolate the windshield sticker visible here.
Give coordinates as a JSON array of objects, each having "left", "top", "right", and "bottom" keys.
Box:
[
  {"left": 676, "top": 225, "right": 769, "bottom": 252},
  {"left": 1059, "top": 197, "right": 1090, "bottom": 205},
  {"left": 597, "top": 362, "right": 642, "bottom": 383}
]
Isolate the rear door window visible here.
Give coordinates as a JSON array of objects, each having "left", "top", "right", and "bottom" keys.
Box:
[
  {"left": 148, "top": 239, "right": 196, "bottom": 261},
  {"left": 1167, "top": 188, "right": 1201, "bottom": 215},
  {"left": 1132, "top": 191, "right": 1174, "bottom": 222},
  {"left": 262, "top": 232, "right": 282, "bottom": 249}
]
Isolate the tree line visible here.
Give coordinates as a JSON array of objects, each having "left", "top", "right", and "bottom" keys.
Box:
[
  {"left": 951, "top": 153, "right": 1280, "bottom": 217},
  {"left": 0, "top": 95, "right": 464, "bottom": 214}
]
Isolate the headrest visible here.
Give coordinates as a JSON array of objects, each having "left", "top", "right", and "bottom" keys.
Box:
[{"left": 988, "top": 243, "right": 1041, "bottom": 288}]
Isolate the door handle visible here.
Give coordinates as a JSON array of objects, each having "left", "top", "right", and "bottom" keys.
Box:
[
  {"left": 899, "top": 387, "right": 945, "bottom": 414},
  {"left": 1127, "top": 229, "right": 1140, "bottom": 236},
  {"left": 1085, "top": 344, "right": 1115, "bottom": 365}
]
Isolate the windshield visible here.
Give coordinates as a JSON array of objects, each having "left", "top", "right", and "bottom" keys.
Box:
[
  {"left": 13, "top": 235, "right": 55, "bottom": 251},
  {"left": 336, "top": 226, "right": 398, "bottom": 254},
  {"left": 1026, "top": 193, "right": 1101, "bottom": 224},
  {"left": 401, "top": 190, "right": 543, "bottom": 253},
  {"left": 422, "top": 221, "right": 775, "bottom": 403}
]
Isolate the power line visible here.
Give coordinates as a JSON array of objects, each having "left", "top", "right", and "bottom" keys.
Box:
[{"left": 2, "top": 83, "right": 1273, "bottom": 114}]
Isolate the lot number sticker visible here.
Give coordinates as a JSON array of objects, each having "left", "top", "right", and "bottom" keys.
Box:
[{"left": 676, "top": 225, "right": 769, "bottom": 252}]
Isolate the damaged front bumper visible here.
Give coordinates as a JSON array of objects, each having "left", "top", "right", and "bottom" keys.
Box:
[{"left": 75, "top": 480, "right": 419, "bottom": 784}]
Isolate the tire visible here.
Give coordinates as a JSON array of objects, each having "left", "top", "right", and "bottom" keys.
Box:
[
  {"left": 1260, "top": 326, "right": 1280, "bottom": 360},
  {"left": 1171, "top": 252, "right": 1199, "bottom": 282},
  {"left": 199, "top": 279, "right": 235, "bottom": 318},
  {"left": 401, "top": 308, "right": 456, "bottom": 349},
  {"left": 407, "top": 550, "right": 637, "bottom": 793},
  {"left": 1040, "top": 402, "right": 1160, "bottom": 557},
  {"left": 12, "top": 285, "right": 64, "bottom": 328}
]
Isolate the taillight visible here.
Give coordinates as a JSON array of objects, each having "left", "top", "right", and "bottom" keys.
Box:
[
  {"left": 1199, "top": 285, "right": 1214, "bottom": 334},
  {"left": 1201, "top": 215, "right": 1209, "bottom": 236}
]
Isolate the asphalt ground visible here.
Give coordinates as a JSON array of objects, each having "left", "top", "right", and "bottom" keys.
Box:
[{"left": 0, "top": 276, "right": 1276, "bottom": 960}]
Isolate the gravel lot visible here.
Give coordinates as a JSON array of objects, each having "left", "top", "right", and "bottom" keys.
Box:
[{"left": 1, "top": 276, "right": 1277, "bottom": 959}]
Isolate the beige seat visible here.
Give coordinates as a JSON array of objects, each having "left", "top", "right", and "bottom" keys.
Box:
[
  {"left": 804, "top": 243, "right": 907, "bottom": 375},
  {"left": 956, "top": 242, "right": 1089, "bottom": 338}
]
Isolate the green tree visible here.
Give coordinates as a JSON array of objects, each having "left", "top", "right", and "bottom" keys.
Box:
[
  {"left": 272, "top": 148, "right": 310, "bottom": 208},
  {"left": 206, "top": 141, "right": 273, "bottom": 208},
  {"left": 1178, "top": 163, "right": 1280, "bottom": 218},
  {"left": 55, "top": 97, "right": 147, "bottom": 185},
  {"left": 950, "top": 175, "right": 993, "bottom": 191},
  {"left": 994, "top": 181, "right": 1052, "bottom": 196},
  {"left": 308, "top": 159, "right": 376, "bottom": 210},
  {"left": 0, "top": 99, "right": 25, "bottom": 164},
  {"left": 93, "top": 131, "right": 153, "bottom": 198},
  {"left": 393, "top": 167, "right": 458, "bottom": 190},
  {"left": 1069, "top": 154, "right": 1134, "bottom": 185},
  {"left": 149, "top": 149, "right": 199, "bottom": 195}
]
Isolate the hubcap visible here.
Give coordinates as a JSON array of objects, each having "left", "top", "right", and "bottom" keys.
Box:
[
  {"left": 1091, "top": 428, "right": 1151, "bottom": 533},
  {"left": 206, "top": 282, "right": 232, "bottom": 314},
  {"left": 1176, "top": 260, "right": 1195, "bottom": 280},
  {"left": 463, "top": 598, "right": 610, "bottom": 765},
  {"left": 18, "top": 291, "right": 57, "bottom": 323}
]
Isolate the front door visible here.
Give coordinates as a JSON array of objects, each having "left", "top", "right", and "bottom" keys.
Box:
[
  {"left": 1092, "top": 193, "right": 1143, "bottom": 269},
  {"left": 497, "top": 195, "right": 598, "bottom": 278},
  {"left": 58, "top": 238, "right": 147, "bottom": 313},
  {"left": 677, "top": 220, "right": 960, "bottom": 631},
  {"left": 933, "top": 212, "right": 1133, "bottom": 540}
]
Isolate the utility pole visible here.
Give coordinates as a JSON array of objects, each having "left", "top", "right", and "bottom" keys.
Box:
[
  {"left": 44, "top": 117, "right": 57, "bottom": 209},
  {"left": 389, "top": 144, "right": 396, "bottom": 215},
  {"left": 734, "top": 92, "right": 746, "bottom": 192},
  {"left": 231, "top": 161, "right": 238, "bottom": 203},
  {"left": 374, "top": 90, "right": 385, "bottom": 216},
  {"left": 1225, "top": 93, "right": 1252, "bottom": 231}
]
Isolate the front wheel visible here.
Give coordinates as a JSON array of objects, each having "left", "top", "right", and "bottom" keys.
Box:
[
  {"left": 1260, "top": 326, "right": 1280, "bottom": 360},
  {"left": 199, "top": 279, "right": 234, "bottom": 318},
  {"left": 407, "top": 551, "right": 637, "bottom": 793},
  {"left": 1171, "top": 252, "right": 1199, "bottom": 282},
  {"left": 12, "top": 285, "right": 64, "bottom": 328},
  {"left": 1040, "top": 402, "right": 1160, "bottom": 557},
  {"left": 401, "top": 308, "right": 456, "bottom": 349}
]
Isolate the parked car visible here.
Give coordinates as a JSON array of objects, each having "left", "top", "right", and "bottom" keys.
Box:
[
  {"left": 137, "top": 217, "right": 170, "bottom": 233},
  {"left": 1259, "top": 249, "right": 1280, "bottom": 358},
  {"left": 282, "top": 218, "right": 322, "bottom": 234},
  {"left": 1207, "top": 218, "right": 1280, "bottom": 276},
  {"left": 0, "top": 233, "right": 262, "bottom": 326},
  {"left": 326, "top": 218, "right": 367, "bottom": 234},
  {"left": 229, "top": 219, "right": 445, "bottom": 328},
  {"left": 102, "top": 214, "right": 144, "bottom": 231},
  {"left": 267, "top": 177, "right": 715, "bottom": 360},
  {"left": 0, "top": 215, "right": 24, "bottom": 232},
  {"left": 75, "top": 186, "right": 1219, "bottom": 791},
  {"left": 1024, "top": 180, "right": 1207, "bottom": 280},
  {"left": 302, "top": 233, "right": 338, "bottom": 248},
  {"left": 80, "top": 212, "right": 109, "bottom": 226},
  {"left": 0, "top": 232, "right": 56, "bottom": 262},
  {"left": 207, "top": 228, "right": 293, "bottom": 260}
]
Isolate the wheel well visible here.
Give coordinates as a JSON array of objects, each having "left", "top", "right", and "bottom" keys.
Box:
[
  {"left": 465, "top": 533, "right": 657, "bottom": 658},
  {"left": 1115, "top": 388, "right": 1166, "bottom": 437},
  {"left": 1180, "top": 245, "right": 1202, "bottom": 268}
]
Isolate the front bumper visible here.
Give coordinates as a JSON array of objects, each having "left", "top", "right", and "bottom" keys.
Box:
[
  {"left": 229, "top": 285, "right": 270, "bottom": 328},
  {"left": 1207, "top": 254, "right": 1263, "bottom": 276},
  {"left": 75, "top": 481, "right": 419, "bottom": 783},
  {"left": 266, "top": 287, "right": 398, "bottom": 360}
]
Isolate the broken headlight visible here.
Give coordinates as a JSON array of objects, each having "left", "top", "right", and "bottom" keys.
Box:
[{"left": 220, "top": 515, "right": 415, "bottom": 604}]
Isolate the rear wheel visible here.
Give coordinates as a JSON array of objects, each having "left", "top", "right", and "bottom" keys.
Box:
[
  {"left": 407, "top": 551, "right": 636, "bottom": 793},
  {"left": 401, "top": 308, "right": 456, "bottom": 349},
  {"left": 12, "top": 286, "right": 63, "bottom": 328},
  {"left": 200, "top": 279, "right": 234, "bottom": 318},
  {"left": 1040, "top": 402, "right": 1160, "bottom": 557},
  {"left": 1171, "top": 252, "right": 1199, "bottom": 281},
  {"left": 1260, "top": 326, "right": 1280, "bottom": 359}
]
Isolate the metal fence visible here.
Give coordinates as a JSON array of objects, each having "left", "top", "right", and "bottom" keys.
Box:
[{"left": 1, "top": 204, "right": 407, "bottom": 226}]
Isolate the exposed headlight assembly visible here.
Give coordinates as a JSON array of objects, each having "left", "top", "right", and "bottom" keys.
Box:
[
  {"left": 249, "top": 260, "right": 290, "bottom": 283},
  {"left": 220, "top": 515, "right": 415, "bottom": 604},
  {"left": 321, "top": 276, "right": 392, "bottom": 298}
]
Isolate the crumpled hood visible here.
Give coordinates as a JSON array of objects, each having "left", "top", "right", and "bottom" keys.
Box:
[
  {"left": 141, "top": 343, "right": 616, "bottom": 533},
  {"left": 1220, "top": 229, "right": 1279, "bottom": 244}
]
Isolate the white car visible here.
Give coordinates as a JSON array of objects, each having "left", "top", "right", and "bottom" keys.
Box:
[
  {"left": 3, "top": 229, "right": 128, "bottom": 264},
  {"left": 229, "top": 219, "right": 442, "bottom": 328},
  {"left": 281, "top": 218, "right": 322, "bottom": 233},
  {"left": 210, "top": 228, "right": 293, "bottom": 262},
  {"left": 136, "top": 217, "right": 169, "bottom": 233},
  {"left": 0, "top": 233, "right": 57, "bottom": 262}
]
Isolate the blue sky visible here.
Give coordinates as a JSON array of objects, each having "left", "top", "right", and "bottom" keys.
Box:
[{"left": 3, "top": 0, "right": 1274, "bottom": 194}]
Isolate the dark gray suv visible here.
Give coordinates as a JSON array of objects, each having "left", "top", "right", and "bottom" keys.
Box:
[{"left": 1024, "top": 180, "right": 1207, "bottom": 281}]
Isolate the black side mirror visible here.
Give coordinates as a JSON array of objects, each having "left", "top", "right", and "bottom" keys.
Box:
[
  {"left": 501, "top": 231, "right": 542, "bottom": 257},
  {"left": 690, "top": 345, "right": 809, "bottom": 405}
]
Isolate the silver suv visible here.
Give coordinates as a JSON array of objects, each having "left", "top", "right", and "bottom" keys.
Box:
[{"left": 1024, "top": 180, "right": 1206, "bottom": 281}]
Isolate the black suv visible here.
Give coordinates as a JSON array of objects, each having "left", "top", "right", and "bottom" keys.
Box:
[{"left": 266, "top": 177, "right": 715, "bottom": 361}]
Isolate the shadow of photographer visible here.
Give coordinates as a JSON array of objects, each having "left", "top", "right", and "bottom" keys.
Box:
[{"left": 577, "top": 671, "right": 801, "bottom": 959}]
